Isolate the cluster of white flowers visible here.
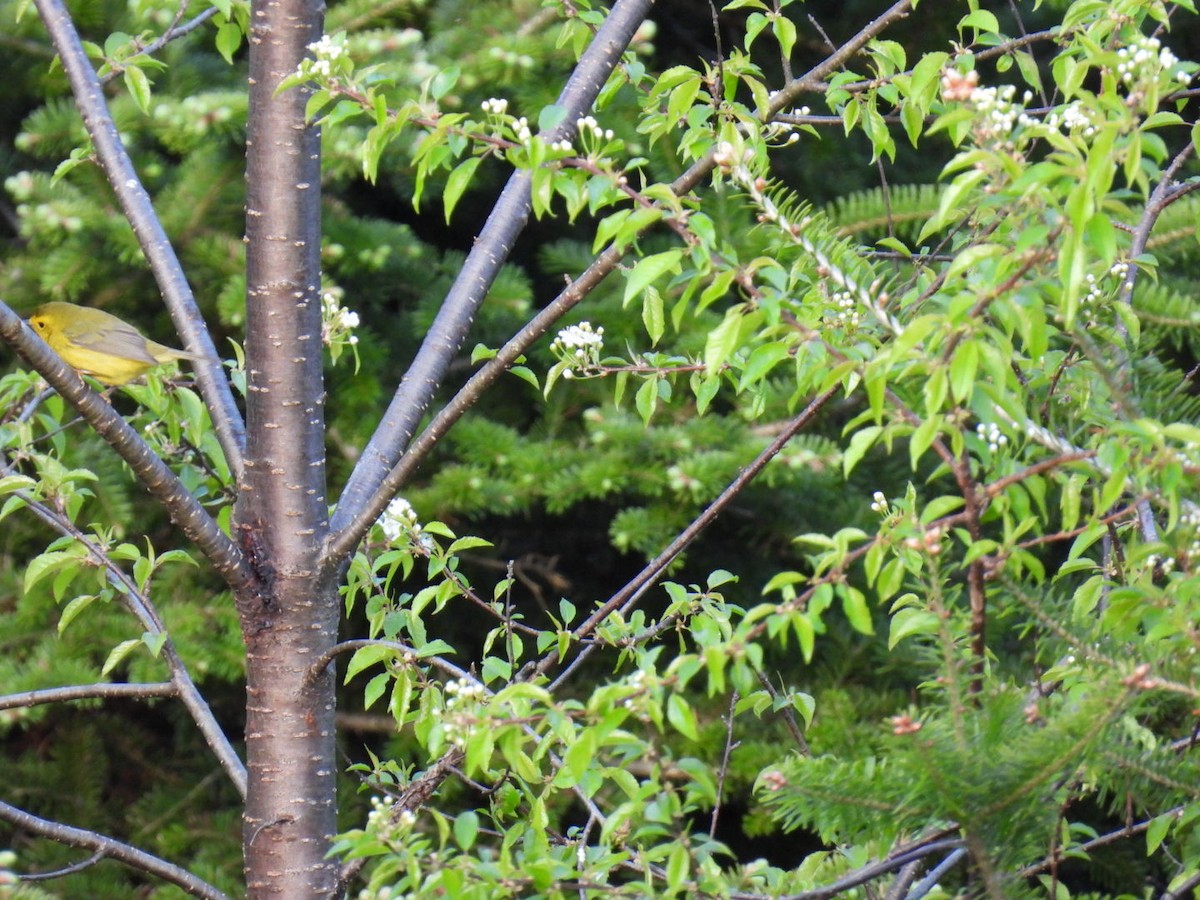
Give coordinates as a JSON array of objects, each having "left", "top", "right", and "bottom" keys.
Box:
[
  {"left": 364, "top": 795, "right": 416, "bottom": 843},
  {"left": 306, "top": 34, "right": 346, "bottom": 78},
  {"left": 513, "top": 116, "right": 532, "bottom": 143},
  {"left": 481, "top": 97, "right": 509, "bottom": 116},
  {"left": 378, "top": 496, "right": 421, "bottom": 544},
  {"left": 577, "top": 115, "right": 615, "bottom": 143},
  {"left": 551, "top": 321, "right": 605, "bottom": 376},
  {"left": 320, "top": 288, "right": 360, "bottom": 348},
  {"left": 869, "top": 491, "right": 889, "bottom": 515},
  {"left": 1116, "top": 36, "right": 1190, "bottom": 86},
  {"left": 1034, "top": 99, "right": 1099, "bottom": 138},
  {"left": 442, "top": 678, "right": 487, "bottom": 749},
  {"left": 976, "top": 421, "right": 1008, "bottom": 453},
  {"left": 1083, "top": 260, "right": 1130, "bottom": 305},
  {"left": 826, "top": 289, "right": 862, "bottom": 329},
  {"left": 968, "top": 83, "right": 1021, "bottom": 146}
]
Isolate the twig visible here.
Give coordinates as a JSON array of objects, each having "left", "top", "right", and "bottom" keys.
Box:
[
  {"left": 534, "top": 386, "right": 838, "bottom": 678},
  {"left": 99, "top": 3, "right": 219, "bottom": 85},
  {"left": 709, "top": 691, "right": 740, "bottom": 840},
  {"left": 0, "top": 800, "right": 231, "bottom": 900}
]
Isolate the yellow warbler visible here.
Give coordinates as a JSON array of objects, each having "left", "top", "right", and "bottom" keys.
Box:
[{"left": 28, "top": 301, "right": 201, "bottom": 386}]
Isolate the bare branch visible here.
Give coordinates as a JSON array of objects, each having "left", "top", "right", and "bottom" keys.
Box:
[
  {"left": 0, "top": 682, "right": 175, "bottom": 711},
  {"left": 0, "top": 800, "right": 232, "bottom": 900},
  {"left": 32, "top": 0, "right": 245, "bottom": 478}
]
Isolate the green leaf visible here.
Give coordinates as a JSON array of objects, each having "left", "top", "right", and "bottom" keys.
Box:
[
  {"left": 454, "top": 810, "right": 480, "bottom": 850},
  {"left": 1146, "top": 813, "right": 1172, "bottom": 856},
  {"left": 102, "top": 639, "right": 142, "bottom": 677},
  {"left": 124, "top": 65, "right": 152, "bottom": 115},
  {"left": 345, "top": 643, "right": 394, "bottom": 682},
  {"left": 58, "top": 593, "right": 99, "bottom": 633},
  {"left": 624, "top": 250, "right": 684, "bottom": 309},
  {"left": 889, "top": 607, "right": 939, "bottom": 648},
  {"left": 216, "top": 22, "right": 243, "bottom": 64},
  {"left": 642, "top": 285, "right": 665, "bottom": 345},
  {"left": 667, "top": 694, "right": 700, "bottom": 741},
  {"left": 840, "top": 586, "right": 874, "bottom": 635},
  {"left": 363, "top": 672, "right": 389, "bottom": 710},
  {"left": 443, "top": 156, "right": 482, "bottom": 224},
  {"left": 634, "top": 377, "right": 659, "bottom": 424},
  {"left": 772, "top": 15, "right": 796, "bottom": 58},
  {"left": 949, "top": 340, "right": 979, "bottom": 402}
]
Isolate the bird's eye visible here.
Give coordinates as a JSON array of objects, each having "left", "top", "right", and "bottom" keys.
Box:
[{"left": 32, "top": 319, "right": 44, "bottom": 330}]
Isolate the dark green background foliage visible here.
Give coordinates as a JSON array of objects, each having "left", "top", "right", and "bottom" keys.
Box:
[{"left": 4, "top": 0, "right": 1200, "bottom": 897}]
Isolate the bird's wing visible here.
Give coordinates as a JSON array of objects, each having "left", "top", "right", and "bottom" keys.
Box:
[{"left": 69, "top": 320, "right": 160, "bottom": 365}]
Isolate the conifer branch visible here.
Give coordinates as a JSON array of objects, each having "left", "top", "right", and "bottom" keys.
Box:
[
  {"left": 33, "top": 0, "right": 246, "bottom": 479},
  {"left": 0, "top": 800, "right": 232, "bottom": 900}
]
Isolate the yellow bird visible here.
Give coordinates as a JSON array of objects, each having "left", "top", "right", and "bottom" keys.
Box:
[{"left": 28, "top": 301, "right": 201, "bottom": 386}]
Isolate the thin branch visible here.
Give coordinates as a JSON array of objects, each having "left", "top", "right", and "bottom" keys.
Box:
[
  {"left": 329, "top": 0, "right": 655, "bottom": 538},
  {"left": 306, "top": 638, "right": 476, "bottom": 686},
  {"left": 0, "top": 800, "right": 231, "bottom": 900},
  {"left": 99, "top": 3, "right": 220, "bottom": 85},
  {"left": 534, "top": 386, "right": 838, "bottom": 679},
  {"left": 905, "top": 848, "right": 968, "bottom": 899},
  {"left": 732, "top": 837, "right": 964, "bottom": 900},
  {"left": 0, "top": 302, "right": 256, "bottom": 595},
  {"left": 9, "top": 487, "right": 247, "bottom": 796},
  {"left": 708, "top": 691, "right": 740, "bottom": 840},
  {"left": 0, "top": 682, "right": 175, "bottom": 711},
  {"left": 33, "top": 0, "right": 245, "bottom": 478}
]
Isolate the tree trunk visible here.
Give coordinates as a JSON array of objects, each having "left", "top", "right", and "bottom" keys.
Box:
[{"left": 236, "top": 0, "right": 336, "bottom": 896}]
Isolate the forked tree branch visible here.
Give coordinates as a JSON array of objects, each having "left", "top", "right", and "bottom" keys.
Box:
[
  {"left": 98, "top": 2, "right": 220, "bottom": 84},
  {"left": 324, "top": 0, "right": 917, "bottom": 565},
  {"left": 0, "top": 800, "right": 232, "bottom": 900},
  {"left": 328, "top": 0, "right": 655, "bottom": 539},
  {"left": 33, "top": 0, "right": 246, "bottom": 478}
]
